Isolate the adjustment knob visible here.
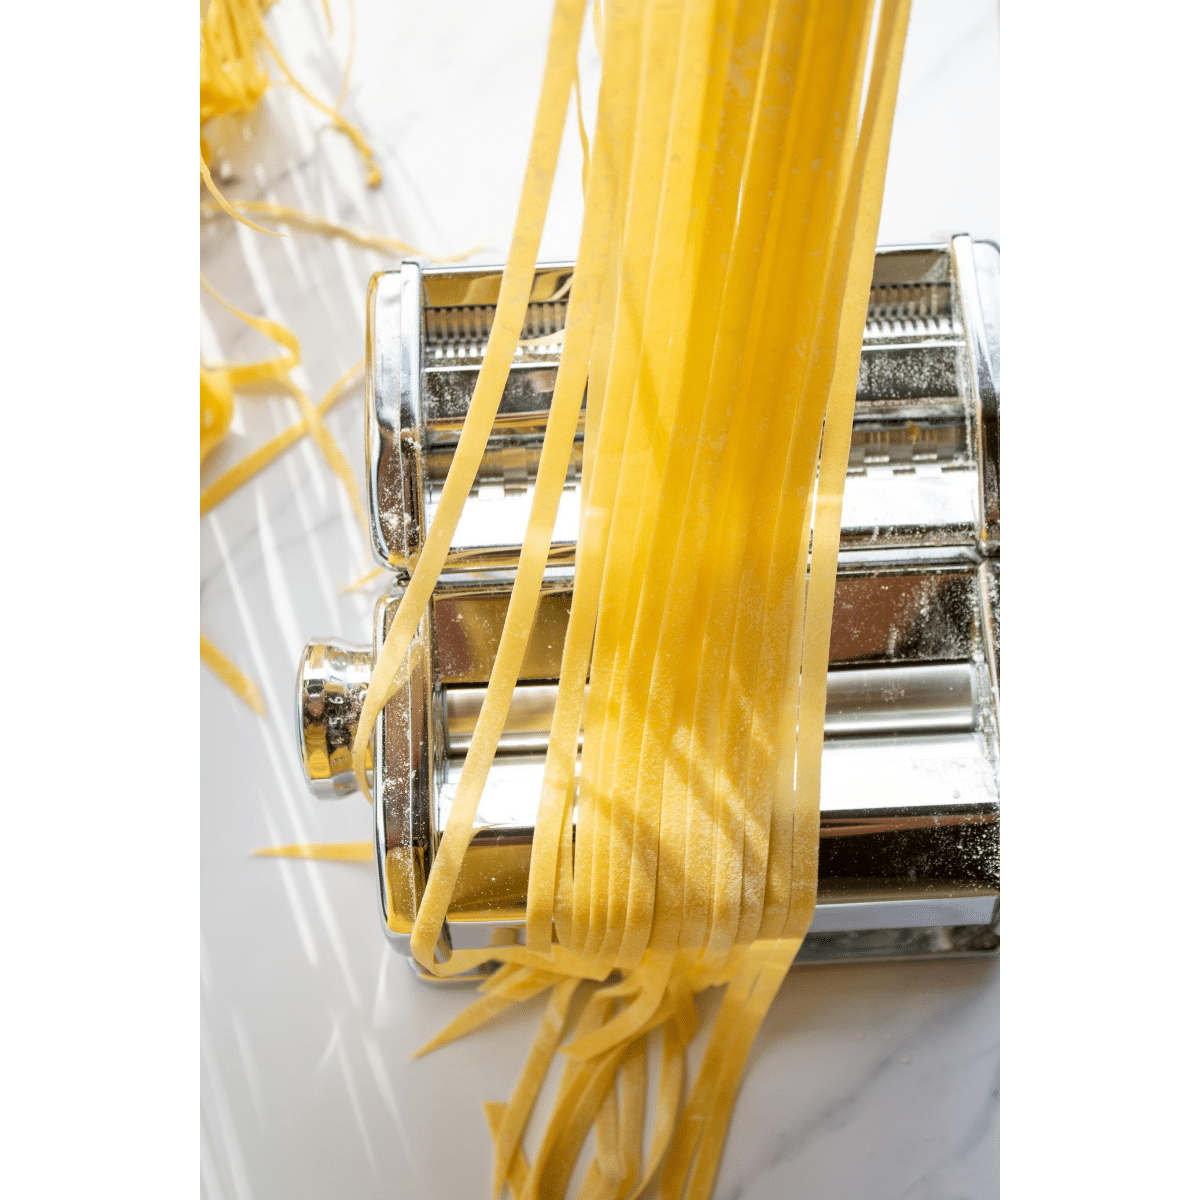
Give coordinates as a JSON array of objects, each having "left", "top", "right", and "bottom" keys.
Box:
[{"left": 295, "top": 639, "right": 374, "bottom": 799}]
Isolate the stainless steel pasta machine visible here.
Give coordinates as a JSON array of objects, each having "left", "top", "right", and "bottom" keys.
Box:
[{"left": 295, "top": 235, "right": 1000, "bottom": 978}]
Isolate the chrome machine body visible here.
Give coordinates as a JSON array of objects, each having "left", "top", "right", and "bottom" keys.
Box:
[{"left": 296, "top": 236, "right": 1001, "bottom": 979}]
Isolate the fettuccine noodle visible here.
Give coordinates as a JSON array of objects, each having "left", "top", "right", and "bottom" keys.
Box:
[{"left": 340, "top": 1, "right": 914, "bottom": 1194}]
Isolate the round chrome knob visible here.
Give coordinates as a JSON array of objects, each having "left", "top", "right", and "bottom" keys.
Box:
[{"left": 296, "top": 639, "right": 374, "bottom": 799}]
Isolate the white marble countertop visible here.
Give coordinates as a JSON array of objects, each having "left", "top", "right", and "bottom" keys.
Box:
[{"left": 200, "top": 3, "right": 999, "bottom": 1196}]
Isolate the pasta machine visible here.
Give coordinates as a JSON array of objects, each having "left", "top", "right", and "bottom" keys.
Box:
[{"left": 295, "top": 235, "right": 1000, "bottom": 979}]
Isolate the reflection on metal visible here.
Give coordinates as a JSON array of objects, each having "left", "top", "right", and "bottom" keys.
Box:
[
  {"left": 296, "top": 640, "right": 374, "bottom": 798},
  {"left": 441, "top": 658, "right": 978, "bottom": 758},
  {"left": 298, "top": 239, "right": 1001, "bottom": 974}
]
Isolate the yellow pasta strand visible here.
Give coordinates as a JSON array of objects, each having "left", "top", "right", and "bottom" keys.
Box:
[
  {"left": 201, "top": 368, "right": 235, "bottom": 461},
  {"left": 574, "top": 61, "right": 592, "bottom": 192},
  {"left": 416, "top": 0, "right": 638, "bottom": 977},
  {"left": 594, "top": 1081, "right": 625, "bottom": 1191},
  {"left": 200, "top": 199, "right": 479, "bottom": 262},
  {"left": 254, "top": 841, "right": 373, "bottom": 861},
  {"left": 626, "top": 1021, "right": 687, "bottom": 1200},
  {"left": 489, "top": 976, "right": 581, "bottom": 1198},
  {"left": 200, "top": 280, "right": 367, "bottom": 529},
  {"left": 200, "top": 362, "right": 362, "bottom": 716},
  {"left": 361, "top": 4, "right": 913, "bottom": 1197},
  {"left": 660, "top": 939, "right": 798, "bottom": 1199},
  {"left": 200, "top": 275, "right": 299, "bottom": 382},
  {"left": 200, "top": 360, "right": 361, "bottom": 515},
  {"left": 484, "top": 1102, "right": 532, "bottom": 1198},
  {"left": 200, "top": 0, "right": 381, "bottom": 188},
  {"left": 274, "top": 376, "right": 370, "bottom": 537},
  {"left": 340, "top": 563, "right": 386, "bottom": 593},
  {"left": 786, "top": 0, "right": 911, "bottom": 936},
  {"left": 530, "top": 0, "right": 646, "bottom": 956},
  {"left": 335, "top": 0, "right": 357, "bottom": 106},
  {"left": 350, "top": 0, "right": 590, "bottom": 805},
  {"left": 589, "top": 0, "right": 719, "bottom": 974},
  {"left": 413, "top": 974, "right": 555, "bottom": 1059},
  {"left": 200, "top": 154, "right": 281, "bottom": 236},
  {"left": 259, "top": 28, "right": 381, "bottom": 186},
  {"left": 617, "top": 1034, "right": 648, "bottom": 1195},
  {"left": 200, "top": 634, "right": 265, "bottom": 717},
  {"left": 200, "top": 0, "right": 272, "bottom": 123}
]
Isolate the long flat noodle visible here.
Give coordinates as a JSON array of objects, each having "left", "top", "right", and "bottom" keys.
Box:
[
  {"left": 351, "top": 0, "right": 589, "bottom": 808},
  {"left": 667, "top": 0, "right": 806, "bottom": 962},
  {"left": 478, "top": 961, "right": 526, "bottom": 995},
  {"left": 578, "top": 1161, "right": 612, "bottom": 1200},
  {"left": 490, "top": 977, "right": 581, "bottom": 1199},
  {"left": 412, "top": 975, "right": 554, "bottom": 1059},
  {"left": 625, "top": 1020, "right": 686, "bottom": 1200},
  {"left": 661, "top": 0, "right": 774, "bottom": 957},
  {"left": 200, "top": 361, "right": 362, "bottom": 515},
  {"left": 340, "top": 563, "right": 385, "bottom": 593},
  {"left": 787, "top": 0, "right": 911, "bottom": 938},
  {"left": 756, "top": 8, "right": 870, "bottom": 939},
  {"left": 522, "top": 1044, "right": 626, "bottom": 1200},
  {"left": 626, "top": 0, "right": 838, "bottom": 973},
  {"left": 335, "top": 0, "right": 357, "bottom": 105},
  {"left": 200, "top": 634, "right": 265, "bottom": 716},
  {"left": 577, "top": 221, "right": 620, "bottom": 510},
  {"left": 514, "top": 992, "right": 615, "bottom": 1198},
  {"left": 258, "top": 29, "right": 381, "bottom": 186},
  {"left": 573, "top": 60, "right": 592, "bottom": 192},
  {"left": 592, "top": 0, "right": 723, "bottom": 973},
  {"left": 755, "top": 476, "right": 817, "bottom": 937},
  {"left": 656, "top": 941, "right": 788, "bottom": 1200},
  {"left": 484, "top": 1102, "right": 531, "bottom": 1198},
  {"left": 201, "top": 368, "right": 235, "bottom": 461},
  {"left": 698, "top": 0, "right": 847, "bottom": 959},
  {"left": 527, "top": 0, "right": 647, "bottom": 957},
  {"left": 604, "top": 0, "right": 751, "bottom": 973},
  {"left": 200, "top": 0, "right": 271, "bottom": 122},
  {"left": 617, "top": 1034, "right": 648, "bottom": 1195},
  {"left": 253, "top": 841, "right": 373, "bottom": 862},
  {"left": 274, "top": 377, "right": 370, "bottom": 536},
  {"left": 594, "top": 1079, "right": 624, "bottom": 1189},
  {"left": 581, "top": 1026, "right": 647, "bottom": 1200},
  {"left": 200, "top": 200, "right": 467, "bottom": 260},
  {"left": 200, "top": 275, "right": 299, "bottom": 382},
  {"left": 558, "top": 990, "right": 614, "bottom": 1086},
  {"left": 674, "top": 939, "right": 800, "bottom": 1200},
  {"left": 200, "top": 155, "right": 280, "bottom": 236},
  {"left": 408, "top": 7, "right": 622, "bottom": 977},
  {"left": 400, "top": 4, "right": 916, "bottom": 1195},
  {"left": 728, "top": 0, "right": 872, "bottom": 947},
  {"left": 656, "top": 954, "right": 756, "bottom": 1198},
  {"left": 574, "top": 0, "right": 686, "bottom": 963},
  {"left": 552, "top": 776, "right": 578, "bottom": 950},
  {"left": 686, "top": 0, "right": 818, "bottom": 973}
]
